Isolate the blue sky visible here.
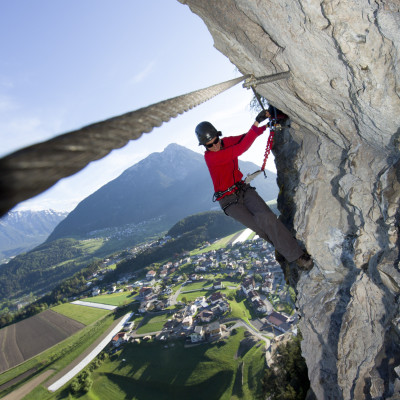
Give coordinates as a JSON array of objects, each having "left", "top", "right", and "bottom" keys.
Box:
[{"left": 1, "top": 0, "right": 275, "bottom": 212}]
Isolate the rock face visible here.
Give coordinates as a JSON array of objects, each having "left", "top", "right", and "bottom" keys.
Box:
[{"left": 179, "top": 0, "right": 400, "bottom": 398}]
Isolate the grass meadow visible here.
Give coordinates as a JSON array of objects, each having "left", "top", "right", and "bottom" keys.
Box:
[
  {"left": 178, "top": 285, "right": 238, "bottom": 304},
  {"left": 83, "top": 291, "right": 137, "bottom": 306},
  {"left": 189, "top": 232, "right": 240, "bottom": 255},
  {"left": 51, "top": 303, "right": 110, "bottom": 325},
  {"left": 135, "top": 314, "right": 172, "bottom": 334},
  {"left": 182, "top": 280, "right": 211, "bottom": 291},
  {"left": 49, "top": 327, "right": 265, "bottom": 400}
]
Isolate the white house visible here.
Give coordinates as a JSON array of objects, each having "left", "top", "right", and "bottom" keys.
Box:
[
  {"left": 241, "top": 277, "right": 256, "bottom": 296},
  {"left": 261, "top": 281, "right": 273, "bottom": 293},
  {"left": 146, "top": 270, "right": 156, "bottom": 280},
  {"left": 182, "top": 316, "right": 193, "bottom": 330},
  {"left": 139, "top": 301, "right": 151, "bottom": 313},
  {"left": 123, "top": 321, "right": 135, "bottom": 331},
  {"left": 190, "top": 326, "right": 205, "bottom": 343},
  {"left": 198, "top": 310, "right": 214, "bottom": 323},
  {"left": 187, "top": 304, "right": 198, "bottom": 316},
  {"left": 112, "top": 332, "right": 128, "bottom": 347},
  {"left": 213, "top": 281, "right": 224, "bottom": 290},
  {"left": 207, "top": 321, "right": 221, "bottom": 339}
]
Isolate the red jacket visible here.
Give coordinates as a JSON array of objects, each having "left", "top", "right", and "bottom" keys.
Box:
[{"left": 204, "top": 124, "right": 266, "bottom": 196}]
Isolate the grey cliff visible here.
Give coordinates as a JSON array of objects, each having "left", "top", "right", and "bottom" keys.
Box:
[{"left": 178, "top": 0, "right": 400, "bottom": 399}]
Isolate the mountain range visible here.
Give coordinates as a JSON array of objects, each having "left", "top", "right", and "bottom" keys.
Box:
[
  {"left": 0, "top": 143, "right": 278, "bottom": 305},
  {"left": 0, "top": 210, "right": 68, "bottom": 262},
  {"left": 48, "top": 143, "right": 278, "bottom": 241}
]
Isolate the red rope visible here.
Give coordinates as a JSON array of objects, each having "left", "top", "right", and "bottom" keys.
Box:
[{"left": 261, "top": 128, "right": 275, "bottom": 171}]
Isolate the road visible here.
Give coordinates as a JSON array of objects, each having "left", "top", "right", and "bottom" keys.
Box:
[
  {"left": 229, "top": 319, "right": 271, "bottom": 348},
  {"left": 47, "top": 312, "right": 132, "bottom": 392},
  {"left": 169, "top": 285, "right": 182, "bottom": 306},
  {"left": 232, "top": 228, "right": 253, "bottom": 244}
]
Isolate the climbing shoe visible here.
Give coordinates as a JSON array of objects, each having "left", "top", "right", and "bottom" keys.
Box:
[{"left": 296, "top": 253, "right": 313, "bottom": 271}]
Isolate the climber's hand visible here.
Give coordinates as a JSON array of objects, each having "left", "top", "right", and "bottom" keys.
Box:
[{"left": 255, "top": 110, "right": 270, "bottom": 123}]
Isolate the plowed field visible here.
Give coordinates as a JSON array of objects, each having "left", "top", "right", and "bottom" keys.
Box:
[{"left": 0, "top": 310, "right": 84, "bottom": 374}]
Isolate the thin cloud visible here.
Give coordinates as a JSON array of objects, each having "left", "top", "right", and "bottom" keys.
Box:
[{"left": 129, "top": 61, "right": 156, "bottom": 85}]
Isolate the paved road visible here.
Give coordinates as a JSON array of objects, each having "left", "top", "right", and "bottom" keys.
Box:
[
  {"left": 71, "top": 300, "right": 117, "bottom": 310},
  {"left": 228, "top": 319, "right": 271, "bottom": 349},
  {"left": 232, "top": 228, "right": 253, "bottom": 244},
  {"left": 169, "top": 286, "right": 182, "bottom": 306},
  {"left": 47, "top": 312, "right": 132, "bottom": 392}
]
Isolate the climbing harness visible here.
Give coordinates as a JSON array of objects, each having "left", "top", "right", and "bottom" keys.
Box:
[
  {"left": 216, "top": 181, "right": 251, "bottom": 215},
  {"left": 0, "top": 70, "right": 290, "bottom": 216},
  {"left": 213, "top": 180, "right": 247, "bottom": 202}
]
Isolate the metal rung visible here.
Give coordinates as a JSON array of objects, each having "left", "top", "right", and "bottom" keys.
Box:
[{"left": 243, "top": 71, "right": 290, "bottom": 88}]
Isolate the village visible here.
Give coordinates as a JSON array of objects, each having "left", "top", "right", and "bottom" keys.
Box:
[
  {"left": 86, "top": 233, "right": 300, "bottom": 351},
  {"left": 0, "top": 231, "right": 302, "bottom": 395}
]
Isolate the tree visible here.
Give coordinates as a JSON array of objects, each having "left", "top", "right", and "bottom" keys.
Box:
[
  {"left": 70, "top": 378, "right": 81, "bottom": 394},
  {"left": 82, "top": 377, "right": 93, "bottom": 393},
  {"left": 262, "top": 334, "right": 310, "bottom": 400}
]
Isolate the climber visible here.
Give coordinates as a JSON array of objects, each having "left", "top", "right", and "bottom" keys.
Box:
[{"left": 195, "top": 110, "right": 312, "bottom": 270}]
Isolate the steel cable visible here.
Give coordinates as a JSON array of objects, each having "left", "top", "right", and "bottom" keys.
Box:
[{"left": 0, "top": 75, "right": 248, "bottom": 216}]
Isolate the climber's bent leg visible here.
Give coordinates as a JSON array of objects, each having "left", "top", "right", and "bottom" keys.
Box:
[
  {"left": 242, "top": 187, "right": 303, "bottom": 262},
  {"left": 218, "top": 193, "right": 271, "bottom": 243}
]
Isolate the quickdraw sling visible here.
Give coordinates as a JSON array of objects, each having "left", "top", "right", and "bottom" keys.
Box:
[{"left": 244, "top": 104, "right": 281, "bottom": 184}]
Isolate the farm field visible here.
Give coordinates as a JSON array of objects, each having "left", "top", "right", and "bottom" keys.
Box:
[
  {"left": 0, "top": 310, "right": 84, "bottom": 374},
  {"left": 0, "top": 312, "right": 119, "bottom": 399},
  {"left": 83, "top": 292, "right": 136, "bottom": 306},
  {"left": 52, "top": 303, "right": 110, "bottom": 325},
  {"left": 48, "top": 327, "right": 265, "bottom": 400}
]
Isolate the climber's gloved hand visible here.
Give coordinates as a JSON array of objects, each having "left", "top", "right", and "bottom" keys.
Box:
[{"left": 255, "top": 110, "right": 270, "bottom": 123}]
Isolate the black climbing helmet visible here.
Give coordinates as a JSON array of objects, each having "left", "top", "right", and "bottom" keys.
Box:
[{"left": 195, "top": 121, "right": 221, "bottom": 146}]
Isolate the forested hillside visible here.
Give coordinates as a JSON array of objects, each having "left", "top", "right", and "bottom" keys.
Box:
[
  {"left": 0, "top": 238, "right": 103, "bottom": 302},
  {"left": 0, "top": 210, "right": 244, "bottom": 308},
  {"left": 115, "top": 211, "right": 243, "bottom": 275}
]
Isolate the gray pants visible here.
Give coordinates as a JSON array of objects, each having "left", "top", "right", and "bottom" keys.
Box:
[{"left": 219, "top": 185, "right": 303, "bottom": 262}]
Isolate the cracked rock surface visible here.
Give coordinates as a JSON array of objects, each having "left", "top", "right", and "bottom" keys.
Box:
[{"left": 179, "top": 0, "right": 400, "bottom": 398}]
